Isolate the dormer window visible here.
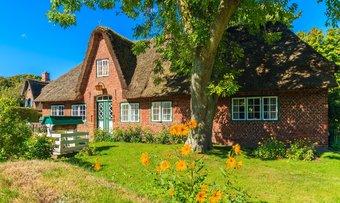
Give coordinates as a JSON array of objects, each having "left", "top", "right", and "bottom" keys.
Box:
[{"left": 96, "top": 59, "right": 109, "bottom": 77}]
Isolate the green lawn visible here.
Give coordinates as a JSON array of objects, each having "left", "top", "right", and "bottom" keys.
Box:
[{"left": 71, "top": 142, "right": 340, "bottom": 203}]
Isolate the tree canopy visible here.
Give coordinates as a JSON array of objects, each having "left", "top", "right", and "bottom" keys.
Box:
[{"left": 47, "top": 0, "right": 340, "bottom": 151}]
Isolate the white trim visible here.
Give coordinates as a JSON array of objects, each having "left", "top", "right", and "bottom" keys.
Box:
[
  {"left": 120, "top": 103, "right": 140, "bottom": 123},
  {"left": 96, "top": 59, "right": 110, "bottom": 77},
  {"left": 71, "top": 104, "right": 86, "bottom": 121},
  {"left": 51, "top": 105, "right": 64, "bottom": 116}
]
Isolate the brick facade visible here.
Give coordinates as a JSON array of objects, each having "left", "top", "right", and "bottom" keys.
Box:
[{"left": 41, "top": 37, "right": 330, "bottom": 147}]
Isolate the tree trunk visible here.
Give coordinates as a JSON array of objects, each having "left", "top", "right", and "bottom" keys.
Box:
[{"left": 186, "top": 47, "right": 218, "bottom": 153}]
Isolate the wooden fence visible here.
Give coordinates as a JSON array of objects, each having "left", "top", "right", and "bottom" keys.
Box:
[{"left": 49, "top": 132, "right": 89, "bottom": 155}]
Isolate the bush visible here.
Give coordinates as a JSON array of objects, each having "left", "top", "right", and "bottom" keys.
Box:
[
  {"left": 13, "top": 107, "right": 42, "bottom": 122},
  {"left": 286, "top": 138, "right": 316, "bottom": 161},
  {"left": 0, "top": 97, "right": 32, "bottom": 160},
  {"left": 140, "top": 143, "right": 249, "bottom": 202},
  {"left": 94, "top": 129, "right": 113, "bottom": 142},
  {"left": 254, "top": 135, "right": 286, "bottom": 159},
  {"left": 25, "top": 135, "right": 53, "bottom": 159}
]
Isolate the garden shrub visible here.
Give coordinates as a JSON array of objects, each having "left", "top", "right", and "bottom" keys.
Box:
[
  {"left": 25, "top": 135, "right": 53, "bottom": 159},
  {"left": 254, "top": 135, "right": 286, "bottom": 159},
  {"left": 140, "top": 138, "right": 249, "bottom": 202},
  {"left": 94, "top": 129, "right": 113, "bottom": 142},
  {"left": 286, "top": 138, "right": 316, "bottom": 161},
  {"left": 76, "top": 146, "right": 96, "bottom": 157},
  {"left": 124, "top": 125, "right": 143, "bottom": 143},
  {"left": 0, "top": 97, "right": 32, "bottom": 160},
  {"left": 12, "top": 107, "right": 42, "bottom": 122}
]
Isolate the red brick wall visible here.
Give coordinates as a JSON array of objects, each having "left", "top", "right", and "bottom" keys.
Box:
[
  {"left": 40, "top": 34, "right": 330, "bottom": 147},
  {"left": 213, "top": 89, "right": 329, "bottom": 147}
]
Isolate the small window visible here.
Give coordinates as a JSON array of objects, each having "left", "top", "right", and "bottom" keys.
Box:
[
  {"left": 71, "top": 104, "right": 86, "bottom": 121},
  {"left": 262, "top": 96, "right": 278, "bottom": 120},
  {"left": 96, "top": 59, "right": 109, "bottom": 77},
  {"left": 232, "top": 98, "right": 246, "bottom": 120},
  {"left": 151, "top": 101, "right": 172, "bottom": 122},
  {"left": 120, "top": 103, "right": 140, "bottom": 122},
  {"left": 247, "top": 97, "right": 261, "bottom": 120},
  {"left": 51, "top": 105, "right": 64, "bottom": 116}
]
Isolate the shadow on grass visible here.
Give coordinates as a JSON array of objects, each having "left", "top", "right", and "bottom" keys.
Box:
[
  {"left": 95, "top": 145, "right": 118, "bottom": 153},
  {"left": 208, "top": 145, "right": 253, "bottom": 159}
]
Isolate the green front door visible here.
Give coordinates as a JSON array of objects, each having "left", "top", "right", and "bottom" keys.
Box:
[{"left": 97, "top": 100, "right": 113, "bottom": 132}]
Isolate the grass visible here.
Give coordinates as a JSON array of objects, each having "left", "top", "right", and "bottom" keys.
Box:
[
  {"left": 70, "top": 142, "right": 340, "bottom": 202},
  {"left": 0, "top": 160, "right": 150, "bottom": 203}
]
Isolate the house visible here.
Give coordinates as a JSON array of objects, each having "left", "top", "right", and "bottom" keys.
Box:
[
  {"left": 21, "top": 72, "right": 50, "bottom": 110},
  {"left": 35, "top": 23, "right": 338, "bottom": 147}
]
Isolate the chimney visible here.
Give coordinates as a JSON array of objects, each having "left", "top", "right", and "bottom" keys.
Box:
[{"left": 42, "top": 72, "right": 50, "bottom": 82}]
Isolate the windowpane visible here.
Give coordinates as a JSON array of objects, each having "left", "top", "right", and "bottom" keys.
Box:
[
  {"left": 152, "top": 102, "right": 161, "bottom": 121},
  {"left": 162, "top": 102, "right": 172, "bottom": 121},
  {"left": 247, "top": 98, "right": 261, "bottom": 120},
  {"left": 232, "top": 98, "right": 246, "bottom": 120},
  {"left": 263, "top": 97, "right": 278, "bottom": 120},
  {"left": 121, "top": 103, "right": 139, "bottom": 122},
  {"left": 51, "top": 105, "right": 64, "bottom": 116},
  {"left": 71, "top": 104, "right": 86, "bottom": 121},
  {"left": 97, "top": 59, "right": 109, "bottom": 77}
]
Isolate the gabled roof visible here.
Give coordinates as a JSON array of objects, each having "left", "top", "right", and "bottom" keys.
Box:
[
  {"left": 35, "top": 64, "right": 82, "bottom": 102},
  {"left": 21, "top": 79, "right": 49, "bottom": 99},
  {"left": 35, "top": 23, "right": 338, "bottom": 102}
]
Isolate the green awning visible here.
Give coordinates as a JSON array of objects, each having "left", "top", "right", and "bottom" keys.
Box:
[{"left": 41, "top": 116, "right": 84, "bottom": 125}]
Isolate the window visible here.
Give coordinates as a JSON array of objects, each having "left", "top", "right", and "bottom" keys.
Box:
[
  {"left": 51, "top": 105, "right": 64, "bottom": 116},
  {"left": 231, "top": 98, "right": 246, "bottom": 120},
  {"left": 96, "top": 59, "right": 109, "bottom": 77},
  {"left": 262, "top": 96, "right": 278, "bottom": 120},
  {"left": 120, "top": 103, "right": 140, "bottom": 122},
  {"left": 71, "top": 104, "right": 86, "bottom": 121},
  {"left": 25, "top": 98, "right": 32, "bottom": 108},
  {"left": 247, "top": 97, "right": 261, "bottom": 120},
  {"left": 231, "top": 96, "right": 278, "bottom": 121},
  {"left": 151, "top": 101, "right": 172, "bottom": 122}
]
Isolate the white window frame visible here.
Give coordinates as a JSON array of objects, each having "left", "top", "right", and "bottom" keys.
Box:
[
  {"left": 231, "top": 98, "right": 246, "bottom": 121},
  {"left": 51, "top": 105, "right": 64, "bottom": 116},
  {"left": 96, "top": 59, "right": 110, "bottom": 77},
  {"left": 262, "top": 96, "right": 278, "bottom": 121},
  {"left": 71, "top": 104, "right": 86, "bottom": 121},
  {"left": 151, "top": 101, "right": 172, "bottom": 122},
  {"left": 120, "top": 103, "right": 140, "bottom": 123},
  {"left": 247, "top": 97, "right": 262, "bottom": 121}
]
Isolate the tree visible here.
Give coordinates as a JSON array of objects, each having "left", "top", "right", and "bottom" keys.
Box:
[
  {"left": 297, "top": 28, "right": 340, "bottom": 147},
  {"left": 48, "top": 0, "right": 340, "bottom": 152}
]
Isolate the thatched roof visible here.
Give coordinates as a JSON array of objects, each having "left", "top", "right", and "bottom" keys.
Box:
[
  {"left": 229, "top": 23, "right": 338, "bottom": 92},
  {"left": 35, "top": 64, "right": 82, "bottom": 102},
  {"left": 21, "top": 79, "right": 49, "bottom": 99},
  {"left": 36, "top": 23, "right": 337, "bottom": 102}
]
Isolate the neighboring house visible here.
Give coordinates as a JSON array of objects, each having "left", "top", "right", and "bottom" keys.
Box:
[
  {"left": 21, "top": 72, "right": 50, "bottom": 110},
  {"left": 35, "top": 23, "right": 338, "bottom": 147}
]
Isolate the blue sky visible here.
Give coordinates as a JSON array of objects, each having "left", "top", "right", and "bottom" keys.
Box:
[{"left": 0, "top": 0, "right": 331, "bottom": 79}]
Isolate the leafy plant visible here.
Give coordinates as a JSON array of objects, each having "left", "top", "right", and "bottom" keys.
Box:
[
  {"left": 140, "top": 143, "right": 247, "bottom": 203},
  {"left": 254, "top": 135, "right": 286, "bottom": 160},
  {"left": 25, "top": 135, "right": 53, "bottom": 160},
  {"left": 94, "top": 129, "right": 113, "bottom": 142},
  {"left": 0, "top": 97, "right": 32, "bottom": 160},
  {"left": 286, "top": 138, "right": 316, "bottom": 161}
]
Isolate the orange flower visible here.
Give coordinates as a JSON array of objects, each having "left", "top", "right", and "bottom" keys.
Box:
[
  {"left": 233, "top": 144, "right": 242, "bottom": 155},
  {"left": 170, "top": 125, "right": 178, "bottom": 135},
  {"left": 226, "top": 156, "right": 236, "bottom": 169},
  {"left": 160, "top": 160, "right": 171, "bottom": 171},
  {"left": 140, "top": 152, "right": 150, "bottom": 167},
  {"left": 236, "top": 161, "right": 243, "bottom": 170},
  {"left": 210, "top": 190, "right": 222, "bottom": 203},
  {"left": 175, "top": 160, "right": 187, "bottom": 171},
  {"left": 200, "top": 184, "right": 208, "bottom": 191},
  {"left": 187, "top": 119, "right": 198, "bottom": 129},
  {"left": 169, "top": 188, "right": 175, "bottom": 196},
  {"left": 156, "top": 165, "right": 162, "bottom": 172},
  {"left": 196, "top": 191, "right": 207, "bottom": 202},
  {"left": 93, "top": 160, "right": 101, "bottom": 171},
  {"left": 177, "top": 124, "right": 189, "bottom": 136},
  {"left": 181, "top": 144, "right": 192, "bottom": 155}
]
